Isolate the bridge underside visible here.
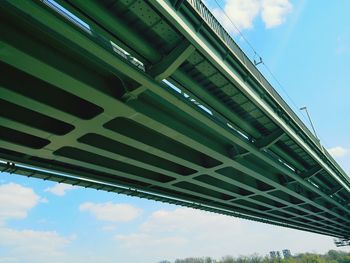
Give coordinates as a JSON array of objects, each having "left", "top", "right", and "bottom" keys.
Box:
[{"left": 1, "top": 0, "right": 350, "bottom": 240}]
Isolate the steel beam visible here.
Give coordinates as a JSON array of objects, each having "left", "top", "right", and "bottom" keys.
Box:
[
  {"left": 1, "top": 0, "right": 350, "bottom": 239},
  {"left": 254, "top": 129, "right": 285, "bottom": 150},
  {"left": 1, "top": 1, "right": 345, "bottom": 220},
  {"left": 147, "top": 0, "right": 350, "bottom": 193},
  {"left": 123, "top": 41, "right": 195, "bottom": 100},
  {"left": 149, "top": 40, "right": 195, "bottom": 81},
  {"left": 302, "top": 166, "right": 323, "bottom": 180}
]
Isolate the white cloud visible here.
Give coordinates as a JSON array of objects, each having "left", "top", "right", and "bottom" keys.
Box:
[
  {"left": 0, "top": 183, "right": 76, "bottom": 262},
  {"left": 0, "top": 183, "right": 40, "bottom": 223},
  {"left": 327, "top": 146, "right": 349, "bottom": 158},
  {"left": 114, "top": 207, "right": 337, "bottom": 263},
  {"left": 211, "top": 0, "right": 292, "bottom": 33},
  {"left": 45, "top": 183, "right": 77, "bottom": 196},
  {"left": 79, "top": 202, "right": 141, "bottom": 222},
  {"left": 0, "top": 182, "right": 80, "bottom": 262},
  {"left": 213, "top": 0, "right": 260, "bottom": 32},
  {"left": 0, "top": 227, "right": 74, "bottom": 262},
  {"left": 0, "top": 228, "right": 72, "bottom": 255},
  {"left": 116, "top": 233, "right": 187, "bottom": 249},
  {"left": 101, "top": 225, "right": 117, "bottom": 232},
  {"left": 40, "top": 197, "right": 49, "bottom": 203},
  {"left": 115, "top": 207, "right": 243, "bottom": 260},
  {"left": 0, "top": 257, "right": 18, "bottom": 263},
  {"left": 261, "top": 0, "right": 292, "bottom": 28}
]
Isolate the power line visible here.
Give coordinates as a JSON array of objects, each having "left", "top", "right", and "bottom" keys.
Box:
[
  {"left": 212, "top": 0, "right": 258, "bottom": 56},
  {"left": 213, "top": 0, "right": 297, "bottom": 107},
  {"left": 262, "top": 62, "right": 304, "bottom": 118},
  {"left": 262, "top": 63, "right": 332, "bottom": 148},
  {"left": 212, "top": 0, "right": 321, "bottom": 140}
]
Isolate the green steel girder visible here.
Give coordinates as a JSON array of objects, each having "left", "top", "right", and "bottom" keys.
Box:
[
  {"left": 68, "top": 0, "right": 311, "bottom": 179},
  {"left": 0, "top": 0, "right": 350, "bottom": 240},
  {"left": 1, "top": 160, "right": 344, "bottom": 238},
  {"left": 171, "top": 70, "right": 261, "bottom": 138},
  {"left": 147, "top": 0, "right": 350, "bottom": 192},
  {"left": 64, "top": 0, "right": 162, "bottom": 63},
  {"left": 0, "top": 0, "right": 348, "bottom": 233},
  {"left": 146, "top": 1, "right": 347, "bottom": 212},
  {"left": 9, "top": 0, "right": 344, "bottom": 217},
  {"left": 123, "top": 41, "right": 196, "bottom": 101},
  {"left": 302, "top": 167, "right": 323, "bottom": 180},
  {"left": 148, "top": 40, "right": 195, "bottom": 81},
  {"left": 254, "top": 129, "right": 285, "bottom": 150},
  {"left": 172, "top": 0, "right": 186, "bottom": 10}
]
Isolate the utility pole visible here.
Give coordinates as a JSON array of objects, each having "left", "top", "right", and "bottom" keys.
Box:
[{"left": 300, "top": 106, "right": 319, "bottom": 141}]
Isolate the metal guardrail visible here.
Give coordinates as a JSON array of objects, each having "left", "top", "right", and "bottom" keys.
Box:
[
  {"left": 186, "top": 0, "right": 320, "bottom": 146},
  {"left": 186, "top": 0, "right": 350, "bottom": 183}
]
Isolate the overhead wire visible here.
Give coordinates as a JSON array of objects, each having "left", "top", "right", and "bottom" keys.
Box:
[
  {"left": 211, "top": 0, "right": 328, "bottom": 146},
  {"left": 212, "top": 0, "right": 259, "bottom": 56}
]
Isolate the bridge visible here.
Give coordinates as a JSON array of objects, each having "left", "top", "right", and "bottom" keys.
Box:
[{"left": 1, "top": 0, "right": 350, "bottom": 244}]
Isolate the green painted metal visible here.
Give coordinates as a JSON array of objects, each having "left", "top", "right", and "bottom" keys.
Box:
[{"left": 0, "top": 0, "right": 349, "bottom": 241}]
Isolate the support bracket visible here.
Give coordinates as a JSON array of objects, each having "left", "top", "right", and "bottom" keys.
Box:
[
  {"left": 254, "top": 129, "right": 285, "bottom": 150},
  {"left": 172, "top": 0, "right": 186, "bottom": 10},
  {"left": 302, "top": 166, "right": 322, "bottom": 180},
  {"left": 123, "top": 41, "right": 195, "bottom": 101},
  {"left": 149, "top": 40, "right": 195, "bottom": 81}
]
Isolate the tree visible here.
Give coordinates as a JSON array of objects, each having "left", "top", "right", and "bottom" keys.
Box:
[{"left": 174, "top": 250, "right": 350, "bottom": 263}]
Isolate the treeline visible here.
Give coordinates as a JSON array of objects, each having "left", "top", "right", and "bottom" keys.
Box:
[{"left": 159, "top": 250, "right": 350, "bottom": 263}]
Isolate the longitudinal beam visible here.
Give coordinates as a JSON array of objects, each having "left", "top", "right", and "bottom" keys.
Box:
[
  {"left": 148, "top": 0, "right": 350, "bottom": 194},
  {"left": 1, "top": 0, "right": 349, "bottom": 241}
]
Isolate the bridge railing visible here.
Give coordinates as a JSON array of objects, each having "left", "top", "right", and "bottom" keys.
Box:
[
  {"left": 186, "top": 0, "right": 320, "bottom": 148},
  {"left": 186, "top": 0, "right": 350, "bottom": 183}
]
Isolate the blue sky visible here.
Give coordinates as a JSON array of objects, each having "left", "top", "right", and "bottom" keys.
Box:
[{"left": 1, "top": 0, "right": 350, "bottom": 262}]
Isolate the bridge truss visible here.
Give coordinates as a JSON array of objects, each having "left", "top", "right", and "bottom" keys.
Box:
[{"left": 0, "top": 0, "right": 349, "bottom": 242}]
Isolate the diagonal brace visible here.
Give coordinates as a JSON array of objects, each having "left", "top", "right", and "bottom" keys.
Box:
[
  {"left": 302, "top": 166, "right": 322, "bottom": 180},
  {"left": 254, "top": 129, "right": 285, "bottom": 150},
  {"left": 123, "top": 41, "right": 195, "bottom": 101},
  {"left": 149, "top": 40, "right": 195, "bottom": 81}
]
